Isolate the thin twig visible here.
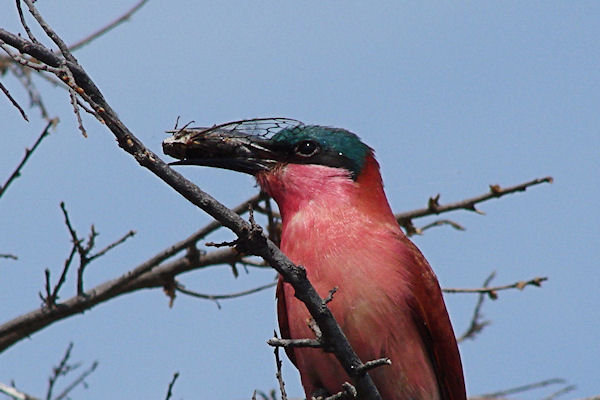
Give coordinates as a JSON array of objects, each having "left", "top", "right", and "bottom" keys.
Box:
[
  {"left": 444, "top": 276, "right": 547, "bottom": 299},
  {"left": 273, "top": 334, "right": 288, "bottom": 400},
  {"left": 53, "top": 361, "right": 98, "bottom": 400},
  {"left": 396, "top": 177, "right": 553, "bottom": 234},
  {"left": 15, "top": 0, "right": 39, "bottom": 44},
  {"left": 6, "top": 61, "right": 49, "bottom": 118},
  {"left": 0, "top": 254, "right": 18, "bottom": 260},
  {"left": 541, "top": 384, "right": 577, "bottom": 400},
  {"left": 0, "top": 41, "right": 62, "bottom": 73},
  {"left": 48, "top": 244, "right": 77, "bottom": 306},
  {"left": 60, "top": 202, "right": 85, "bottom": 254},
  {"left": 88, "top": 230, "right": 136, "bottom": 262},
  {"left": 69, "top": 0, "right": 150, "bottom": 51},
  {"left": 417, "top": 219, "right": 466, "bottom": 234},
  {"left": 0, "top": 119, "right": 56, "bottom": 199},
  {"left": 46, "top": 343, "right": 79, "bottom": 400},
  {"left": 0, "top": 80, "right": 28, "bottom": 121},
  {"left": 456, "top": 272, "right": 495, "bottom": 343},
  {"left": 22, "top": 0, "right": 78, "bottom": 65},
  {"left": 176, "top": 281, "right": 276, "bottom": 309},
  {"left": 473, "top": 378, "right": 565, "bottom": 399},
  {"left": 163, "top": 372, "right": 179, "bottom": 400}
]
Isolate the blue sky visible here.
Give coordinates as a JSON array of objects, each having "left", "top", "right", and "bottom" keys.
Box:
[{"left": 1, "top": 2, "right": 598, "bottom": 399}]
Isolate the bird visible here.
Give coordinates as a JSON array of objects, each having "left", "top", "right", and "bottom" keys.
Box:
[{"left": 163, "top": 119, "right": 467, "bottom": 400}]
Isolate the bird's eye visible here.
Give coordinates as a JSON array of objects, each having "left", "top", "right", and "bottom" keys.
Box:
[{"left": 294, "top": 140, "right": 320, "bottom": 157}]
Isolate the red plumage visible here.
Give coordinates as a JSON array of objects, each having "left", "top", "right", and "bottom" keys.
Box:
[{"left": 258, "top": 153, "right": 466, "bottom": 400}]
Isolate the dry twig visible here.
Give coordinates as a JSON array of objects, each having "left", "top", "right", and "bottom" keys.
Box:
[
  {"left": 396, "top": 177, "right": 553, "bottom": 235},
  {"left": 444, "top": 275, "right": 547, "bottom": 299},
  {"left": 0, "top": 119, "right": 56, "bottom": 199},
  {"left": 273, "top": 334, "right": 288, "bottom": 400},
  {"left": 164, "top": 372, "right": 179, "bottom": 400},
  {"left": 456, "top": 272, "right": 495, "bottom": 343},
  {"left": 175, "top": 281, "right": 276, "bottom": 309},
  {"left": 68, "top": 0, "right": 150, "bottom": 51},
  {"left": 472, "top": 378, "right": 566, "bottom": 399}
]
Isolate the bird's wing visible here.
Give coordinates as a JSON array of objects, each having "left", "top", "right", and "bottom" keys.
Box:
[
  {"left": 276, "top": 277, "right": 298, "bottom": 366},
  {"left": 402, "top": 237, "right": 467, "bottom": 400}
]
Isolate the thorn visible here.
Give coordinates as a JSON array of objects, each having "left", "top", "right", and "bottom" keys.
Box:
[{"left": 428, "top": 194, "right": 441, "bottom": 211}]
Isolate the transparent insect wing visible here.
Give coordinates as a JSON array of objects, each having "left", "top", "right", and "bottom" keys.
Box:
[{"left": 193, "top": 118, "right": 304, "bottom": 140}]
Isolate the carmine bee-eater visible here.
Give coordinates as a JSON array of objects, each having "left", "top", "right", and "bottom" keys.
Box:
[{"left": 163, "top": 118, "right": 466, "bottom": 400}]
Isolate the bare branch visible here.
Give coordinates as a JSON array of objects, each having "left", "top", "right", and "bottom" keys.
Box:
[
  {"left": 44, "top": 244, "right": 77, "bottom": 307},
  {"left": 6, "top": 61, "right": 50, "bottom": 118},
  {"left": 0, "top": 253, "right": 18, "bottom": 260},
  {"left": 46, "top": 343, "right": 78, "bottom": 400},
  {"left": 472, "top": 378, "right": 566, "bottom": 399},
  {"left": 396, "top": 177, "right": 553, "bottom": 234},
  {"left": 52, "top": 360, "right": 98, "bottom": 400},
  {"left": 541, "top": 384, "right": 577, "bottom": 400},
  {"left": 456, "top": 272, "right": 495, "bottom": 343},
  {"left": 0, "top": 119, "right": 56, "bottom": 199},
  {"left": 417, "top": 219, "right": 466, "bottom": 234},
  {"left": 22, "top": 0, "right": 77, "bottom": 65},
  {"left": 68, "top": 0, "right": 150, "bottom": 51},
  {"left": 0, "top": 382, "right": 40, "bottom": 400},
  {"left": 0, "top": 79, "right": 28, "bottom": 121},
  {"left": 273, "top": 334, "right": 288, "bottom": 400},
  {"left": 163, "top": 372, "right": 179, "bottom": 400},
  {"left": 0, "top": 246, "right": 240, "bottom": 352},
  {"left": 175, "top": 281, "right": 276, "bottom": 309},
  {"left": 88, "top": 230, "right": 136, "bottom": 262},
  {"left": 15, "top": 0, "right": 40, "bottom": 45},
  {"left": 444, "top": 276, "right": 548, "bottom": 300}
]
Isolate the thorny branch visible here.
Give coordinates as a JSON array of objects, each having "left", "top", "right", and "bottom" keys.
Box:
[{"left": 396, "top": 177, "right": 553, "bottom": 235}]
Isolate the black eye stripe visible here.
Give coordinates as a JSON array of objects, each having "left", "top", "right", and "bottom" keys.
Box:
[{"left": 294, "top": 140, "right": 320, "bottom": 157}]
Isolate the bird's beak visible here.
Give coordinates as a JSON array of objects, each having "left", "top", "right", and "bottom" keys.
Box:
[{"left": 162, "top": 127, "right": 278, "bottom": 175}]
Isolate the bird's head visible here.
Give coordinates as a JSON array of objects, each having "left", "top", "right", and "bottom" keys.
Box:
[{"left": 163, "top": 118, "right": 389, "bottom": 219}]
